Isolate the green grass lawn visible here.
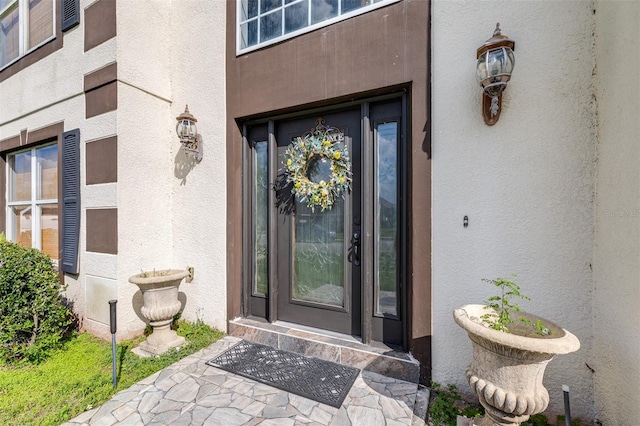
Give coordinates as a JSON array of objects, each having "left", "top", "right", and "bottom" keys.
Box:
[{"left": 0, "top": 321, "right": 224, "bottom": 426}]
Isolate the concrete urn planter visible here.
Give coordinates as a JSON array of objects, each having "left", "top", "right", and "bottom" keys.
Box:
[
  {"left": 129, "top": 269, "right": 189, "bottom": 356},
  {"left": 453, "top": 304, "right": 580, "bottom": 426}
]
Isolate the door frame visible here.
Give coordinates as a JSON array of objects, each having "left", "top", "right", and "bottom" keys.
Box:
[{"left": 241, "top": 91, "right": 409, "bottom": 349}]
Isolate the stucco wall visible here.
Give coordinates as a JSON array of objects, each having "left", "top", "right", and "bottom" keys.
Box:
[
  {"left": 168, "top": 0, "right": 228, "bottom": 332},
  {"left": 432, "top": 0, "right": 595, "bottom": 420},
  {"left": 593, "top": 0, "right": 640, "bottom": 423},
  {"left": 115, "top": 0, "right": 227, "bottom": 333}
]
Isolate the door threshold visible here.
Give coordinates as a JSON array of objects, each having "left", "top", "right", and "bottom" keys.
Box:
[
  {"left": 273, "top": 320, "right": 363, "bottom": 344},
  {"left": 229, "top": 317, "right": 419, "bottom": 383}
]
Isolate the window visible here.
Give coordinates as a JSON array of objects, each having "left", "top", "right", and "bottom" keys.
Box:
[
  {"left": 7, "top": 143, "right": 59, "bottom": 264},
  {"left": 237, "top": 0, "right": 399, "bottom": 53},
  {"left": 252, "top": 139, "right": 268, "bottom": 296},
  {"left": 1, "top": 0, "right": 55, "bottom": 69}
]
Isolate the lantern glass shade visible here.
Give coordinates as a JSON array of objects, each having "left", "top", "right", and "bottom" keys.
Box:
[
  {"left": 476, "top": 46, "right": 515, "bottom": 96},
  {"left": 177, "top": 119, "right": 197, "bottom": 142}
]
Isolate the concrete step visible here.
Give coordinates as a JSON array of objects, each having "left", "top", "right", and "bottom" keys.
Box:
[{"left": 228, "top": 317, "right": 420, "bottom": 384}]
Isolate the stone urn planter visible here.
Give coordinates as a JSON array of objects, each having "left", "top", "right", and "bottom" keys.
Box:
[
  {"left": 453, "top": 304, "right": 580, "bottom": 426},
  {"left": 129, "top": 269, "right": 189, "bottom": 356}
]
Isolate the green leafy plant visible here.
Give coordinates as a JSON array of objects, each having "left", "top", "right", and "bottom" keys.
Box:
[
  {"left": 556, "top": 415, "right": 583, "bottom": 426},
  {"left": 428, "top": 382, "right": 461, "bottom": 426},
  {"left": 481, "top": 275, "right": 529, "bottom": 332},
  {"left": 522, "top": 413, "right": 549, "bottom": 425},
  {"left": 428, "top": 382, "right": 484, "bottom": 426},
  {"left": 519, "top": 414, "right": 584, "bottom": 426},
  {"left": 0, "top": 235, "right": 74, "bottom": 364},
  {"left": 481, "top": 275, "right": 554, "bottom": 337}
]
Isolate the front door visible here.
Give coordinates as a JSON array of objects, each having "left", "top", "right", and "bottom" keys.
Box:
[
  {"left": 245, "top": 96, "right": 405, "bottom": 347},
  {"left": 276, "top": 109, "right": 362, "bottom": 336}
]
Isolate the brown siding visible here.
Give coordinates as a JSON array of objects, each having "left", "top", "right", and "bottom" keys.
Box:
[
  {"left": 84, "top": 0, "right": 117, "bottom": 52},
  {"left": 84, "top": 63, "right": 118, "bottom": 118},
  {"left": 226, "top": 0, "right": 432, "bottom": 381},
  {"left": 84, "top": 62, "right": 117, "bottom": 91},
  {"left": 86, "top": 136, "right": 117, "bottom": 185},
  {"left": 85, "top": 82, "right": 117, "bottom": 118},
  {"left": 86, "top": 208, "right": 118, "bottom": 254}
]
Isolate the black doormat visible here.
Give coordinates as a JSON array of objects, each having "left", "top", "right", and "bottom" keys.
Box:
[{"left": 206, "top": 340, "right": 359, "bottom": 408}]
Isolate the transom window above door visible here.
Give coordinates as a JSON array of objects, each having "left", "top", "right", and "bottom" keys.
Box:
[
  {"left": 0, "top": 0, "right": 55, "bottom": 69},
  {"left": 237, "top": 0, "right": 400, "bottom": 54}
]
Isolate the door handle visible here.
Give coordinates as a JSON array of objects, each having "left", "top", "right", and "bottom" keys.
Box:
[{"left": 350, "top": 230, "right": 361, "bottom": 266}]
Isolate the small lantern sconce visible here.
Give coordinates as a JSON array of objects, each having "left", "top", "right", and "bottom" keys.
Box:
[
  {"left": 176, "top": 105, "right": 203, "bottom": 161},
  {"left": 476, "top": 23, "right": 515, "bottom": 125}
]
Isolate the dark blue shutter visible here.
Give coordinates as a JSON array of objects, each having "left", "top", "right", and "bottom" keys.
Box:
[
  {"left": 61, "top": 0, "right": 80, "bottom": 32},
  {"left": 61, "top": 129, "right": 80, "bottom": 274}
]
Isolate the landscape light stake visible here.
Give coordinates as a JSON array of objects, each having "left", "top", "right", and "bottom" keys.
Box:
[
  {"left": 563, "top": 385, "right": 572, "bottom": 426},
  {"left": 109, "top": 300, "right": 118, "bottom": 389}
]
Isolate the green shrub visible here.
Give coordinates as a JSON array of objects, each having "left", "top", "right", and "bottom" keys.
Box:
[{"left": 0, "top": 236, "right": 74, "bottom": 364}]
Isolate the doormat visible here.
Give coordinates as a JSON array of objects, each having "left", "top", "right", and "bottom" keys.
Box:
[{"left": 206, "top": 340, "right": 359, "bottom": 408}]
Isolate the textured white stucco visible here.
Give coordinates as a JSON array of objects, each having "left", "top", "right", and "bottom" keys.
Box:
[
  {"left": 167, "top": 0, "right": 228, "bottom": 332},
  {"left": 432, "top": 0, "right": 596, "bottom": 420},
  {"left": 114, "top": 0, "right": 228, "bottom": 334},
  {"left": 593, "top": 0, "right": 640, "bottom": 423}
]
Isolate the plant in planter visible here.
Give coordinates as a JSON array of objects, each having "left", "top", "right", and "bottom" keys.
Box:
[
  {"left": 453, "top": 275, "right": 580, "bottom": 426},
  {"left": 129, "top": 269, "right": 189, "bottom": 356}
]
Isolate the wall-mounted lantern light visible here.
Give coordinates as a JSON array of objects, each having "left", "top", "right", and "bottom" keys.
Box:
[
  {"left": 476, "top": 23, "right": 515, "bottom": 126},
  {"left": 176, "top": 105, "right": 203, "bottom": 161}
]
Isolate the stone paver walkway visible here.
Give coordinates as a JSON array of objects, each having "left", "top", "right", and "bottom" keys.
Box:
[{"left": 63, "top": 336, "right": 429, "bottom": 426}]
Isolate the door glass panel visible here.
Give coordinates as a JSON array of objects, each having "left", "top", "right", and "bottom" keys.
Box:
[
  {"left": 9, "top": 151, "right": 32, "bottom": 202},
  {"left": 293, "top": 199, "right": 344, "bottom": 306},
  {"left": 253, "top": 141, "right": 269, "bottom": 295},
  {"left": 40, "top": 204, "right": 58, "bottom": 260},
  {"left": 375, "top": 122, "right": 398, "bottom": 317}
]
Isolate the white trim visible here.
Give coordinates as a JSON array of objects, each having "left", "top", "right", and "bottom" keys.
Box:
[{"left": 236, "top": 0, "right": 401, "bottom": 56}]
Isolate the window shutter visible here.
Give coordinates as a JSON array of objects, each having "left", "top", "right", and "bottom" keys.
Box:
[
  {"left": 61, "top": 129, "right": 80, "bottom": 274},
  {"left": 61, "top": 0, "right": 80, "bottom": 32}
]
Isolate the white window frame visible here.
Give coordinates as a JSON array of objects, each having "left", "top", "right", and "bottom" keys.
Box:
[
  {"left": 6, "top": 143, "right": 59, "bottom": 263},
  {"left": 236, "top": 0, "right": 400, "bottom": 55},
  {"left": 0, "top": 0, "right": 56, "bottom": 70}
]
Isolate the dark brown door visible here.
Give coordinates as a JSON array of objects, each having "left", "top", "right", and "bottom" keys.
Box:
[{"left": 276, "top": 109, "right": 362, "bottom": 335}]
